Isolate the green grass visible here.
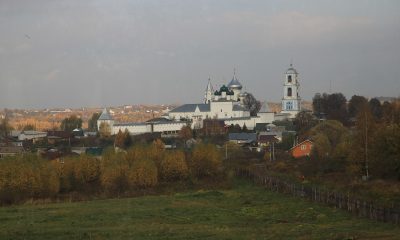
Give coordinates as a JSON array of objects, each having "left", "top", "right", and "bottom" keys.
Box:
[{"left": 0, "top": 179, "right": 399, "bottom": 240}]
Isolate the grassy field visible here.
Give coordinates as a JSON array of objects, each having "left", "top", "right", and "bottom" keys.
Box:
[{"left": 1, "top": 180, "right": 399, "bottom": 240}]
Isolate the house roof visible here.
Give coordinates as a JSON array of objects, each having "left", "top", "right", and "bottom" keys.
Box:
[
  {"left": 258, "top": 135, "right": 279, "bottom": 143},
  {"left": 47, "top": 130, "right": 73, "bottom": 138},
  {"left": 146, "top": 117, "right": 172, "bottom": 123},
  {"left": 20, "top": 131, "right": 47, "bottom": 136},
  {"left": 232, "top": 105, "right": 247, "bottom": 111},
  {"left": 115, "top": 120, "right": 186, "bottom": 127},
  {"left": 98, "top": 108, "right": 113, "bottom": 120},
  {"left": 169, "top": 104, "right": 210, "bottom": 113},
  {"left": 255, "top": 123, "right": 268, "bottom": 132},
  {"left": 223, "top": 116, "right": 254, "bottom": 121},
  {"left": 289, "top": 139, "right": 313, "bottom": 151},
  {"left": 114, "top": 122, "right": 148, "bottom": 127},
  {"left": 228, "top": 133, "right": 257, "bottom": 142}
]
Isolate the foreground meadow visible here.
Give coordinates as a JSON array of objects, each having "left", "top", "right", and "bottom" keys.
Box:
[{"left": 1, "top": 180, "right": 399, "bottom": 240}]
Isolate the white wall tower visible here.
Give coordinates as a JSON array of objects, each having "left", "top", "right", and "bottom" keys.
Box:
[
  {"left": 281, "top": 64, "right": 301, "bottom": 118},
  {"left": 97, "top": 108, "right": 114, "bottom": 133}
]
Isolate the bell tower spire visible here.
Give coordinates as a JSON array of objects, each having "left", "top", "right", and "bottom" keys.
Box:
[{"left": 204, "top": 77, "right": 214, "bottom": 104}]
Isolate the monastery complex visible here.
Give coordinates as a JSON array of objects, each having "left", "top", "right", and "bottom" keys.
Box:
[{"left": 98, "top": 64, "right": 302, "bottom": 136}]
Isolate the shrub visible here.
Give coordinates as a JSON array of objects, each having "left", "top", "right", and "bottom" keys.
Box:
[
  {"left": 159, "top": 150, "right": 189, "bottom": 181},
  {"left": 0, "top": 155, "right": 59, "bottom": 204},
  {"left": 190, "top": 143, "right": 222, "bottom": 178},
  {"left": 73, "top": 155, "right": 101, "bottom": 190},
  {"left": 101, "top": 152, "right": 129, "bottom": 194},
  {"left": 127, "top": 158, "right": 158, "bottom": 188}
]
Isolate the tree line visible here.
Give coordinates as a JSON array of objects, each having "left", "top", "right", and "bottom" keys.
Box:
[
  {"left": 0, "top": 141, "right": 222, "bottom": 205},
  {"left": 293, "top": 93, "right": 400, "bottom": 181},
  {"left": 312, "top": 93, "right": 399, "bottom": 126}
]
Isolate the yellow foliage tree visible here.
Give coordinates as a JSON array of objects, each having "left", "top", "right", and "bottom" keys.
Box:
[
  {"left": 160, "top": 150, "right": 189, "bottom": 181},
  {"left": 101, "top": 151, "right": 129, "bottom": 194},
  {"left": 99, "top": 122, "right": 111, "bottom": 138},
  {"left": 190, "top": 143, "right": 222, "bottom": 178},
  {"left": 73, "top": 155, "right": 101, "bottom": 188},
  {"left": 0, "top": 155, "right": 59, "bottom": 204},
  {"left": 127, "top": 158, "right": 158, "bottom": 188},
  {"left": 179, "top": 125, "right": 193, "bottom": 141}
]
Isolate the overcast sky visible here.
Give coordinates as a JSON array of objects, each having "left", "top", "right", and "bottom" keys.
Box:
[{"left": 0, "top": 0, "right": 399, "bottom": 109}]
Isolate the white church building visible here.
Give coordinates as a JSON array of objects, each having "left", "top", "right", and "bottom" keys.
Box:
[{"left": 98, "top": 65, "right": 301, "bottom": 136}]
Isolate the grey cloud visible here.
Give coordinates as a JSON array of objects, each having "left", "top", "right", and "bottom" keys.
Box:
[{"left": 0, "top": 0, "right": 399, "bottom": 108}]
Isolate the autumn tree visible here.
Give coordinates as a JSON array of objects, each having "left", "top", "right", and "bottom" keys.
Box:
[
  {"left": 99, "top": 122, "right": 111, "bottom": 138},
  {"left": 126, "top": 145, "right": 147, "bottom": 166},
  {"left": 309, "top": 120, "right": 350, "bottom": 163},
  {"left": 123, "top": 129, "right": 132, "bottom": 148},
  {"left": 326, "top": 93, "right": 348, "bottom": 124},
  {"left": 381, "top": 100, "right": 400, "bottom": 124},
  {"left": 127, "top": 158, "right": 158, "bottom": 188},
  {"left": 348, "top": 104, "right": 376, "bottom": 178},
  {"left": 312, "top": 93, "right": 326, "bottom": 118},
  {"left": 369, "top": 124, "right": 400, "bottom": 179},
  {"left": 22, "top": 124, "right": 36, "bottom": 131},
  {"left": 348, "top": 95, "right": 368, "bottom": 119},
  {"left": 369, "top": 98, "right": 383, "bottom": 120},
  {"left": 150, "top": 139, "right": 165, "bottom": 165},
  {"left": 100, "top": 150, "right": 129, "bottom": 194},
  {"left": 279, "top": 132, "right": 296, "bottom": 151},
  {"left": 60, "top": 115, "right": 82, "bottom": 132},
  {"left": 190, "top": 143, "right": 222, "bottom": 178},
  {"left": 296, "top": 120, "right": 350, "bottom": 176},
  {"left": 73, "top": 155, "right": 101, "bottom": 190},
  {"left": 0, "top": 117, "right": 13, "bottom": 137},
  {"left": 312, "top": 92, "right": 348, "bottom": 124},
  {"left": 243, "top": 93, "right": 261, "bottom": 116},
  {"left": 159, "top": 150, "right": 189, "bottom": 181},
  {"left": 114, "top": 129, "right": 125, "bottom": 149},
  {"left": 88, "top": 112, "right": 101, "bottom": 131},
  {"left": 179, "top": 125, "right": 193, "bottom": 141},
  {"left": 294, "top": 111, "right": 318, "bottom": 138},
  {"left": 0, "top": 154, "right": 59, "bottom": 204},
  {"left": 125, "top": 141, "right": 164, "bottom": 168}
]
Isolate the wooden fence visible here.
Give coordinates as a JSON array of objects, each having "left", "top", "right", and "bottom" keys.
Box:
[{"left": 236, "top": 167, "right": 400, "bottom": 225}]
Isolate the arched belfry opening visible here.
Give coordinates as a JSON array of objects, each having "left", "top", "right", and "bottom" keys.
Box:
[
  {"left": 288, "top": 75, "right": 292, "bottom": 83},
  {"left": 287, "top": 87, "right": 292, "bottom": 97}
]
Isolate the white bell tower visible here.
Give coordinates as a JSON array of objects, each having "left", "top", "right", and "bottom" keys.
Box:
[{"left": 281, "top": 64, "right": 301, "bottom": 118}]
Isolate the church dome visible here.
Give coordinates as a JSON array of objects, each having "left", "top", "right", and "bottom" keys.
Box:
[
  {"left": 286, "top": 64, "right": 298, "bottom": 74},
  {"left": 228, "top": 76, "right": 243, "bottom": 90},
  {"left": 215, "top": 85, "right": 234, "bottom": 96}
]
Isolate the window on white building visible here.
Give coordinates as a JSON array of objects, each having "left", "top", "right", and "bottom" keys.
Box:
[
  {"left": 286, "top": 102, "right": 293, "bottom": 110},
  {"left": 287, "top": 87, "right": 292, "bottom": 97}
]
